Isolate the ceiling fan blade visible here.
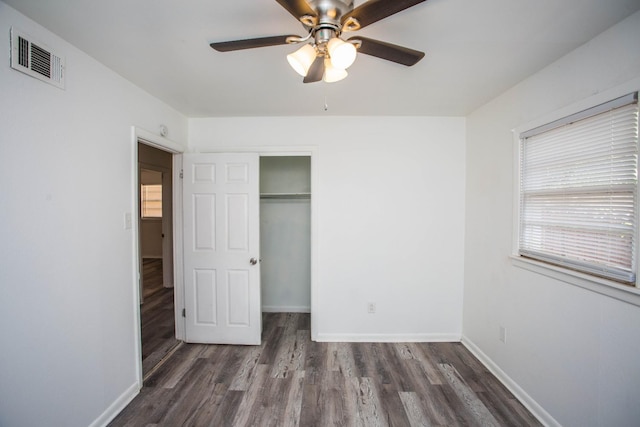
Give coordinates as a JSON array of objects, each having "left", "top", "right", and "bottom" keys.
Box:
[
  {"left": 275, "top": 0, "right": 317, "bottom": 20},
  {"left": 303, "top": 56, "right": 325, "bottom": 83},
  {"left": 341, "top": 0, "right": 427, "bottom": 30},
  {"left": 349, "top": 36, "right": 425, "bottom": 66},
  {"left": 210, "top": 35, "right": 297, "bottom": 52}
]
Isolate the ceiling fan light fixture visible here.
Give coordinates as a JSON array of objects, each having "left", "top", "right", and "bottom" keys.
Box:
[
  {"left": 287, "top": 44, "right": 317, "bottom": 76},
  {"left": 323, "top": 58, "right": 348, "bottom": 83},
  {"left": 327, "top": 37, "right": 357, "bottom": 69}
]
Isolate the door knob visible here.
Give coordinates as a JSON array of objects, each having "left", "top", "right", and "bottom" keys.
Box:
[{"left": 250, "top": 257, "right": 258, "bottom": 265}]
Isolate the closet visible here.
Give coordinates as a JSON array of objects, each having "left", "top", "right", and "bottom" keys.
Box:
[{"left": 260, "top": 156, "right": 311, "bottom": 313}]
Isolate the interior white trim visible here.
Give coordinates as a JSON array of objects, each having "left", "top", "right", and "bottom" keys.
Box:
[
  {"left": 172, "top": 154, "right": 185, "bottom": 341},
  {"left": 511, "top": 256, "right": 640, "bottom": 307},
  {"left": 88, "top": 381, "right": 139, "bottom": 427},
  {"left": 461, "top": 336, "right": 560, "bottom": 427},
  {"left": 136, "top": 127, "right": 184, "bottom": 153},
  {"left": 315, "top": 333, "right": 462, "bottom": 343}
]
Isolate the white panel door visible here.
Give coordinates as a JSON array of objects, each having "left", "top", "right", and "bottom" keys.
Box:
[{"left": 183, "top": 153, "right": 261, "bottom": 344}]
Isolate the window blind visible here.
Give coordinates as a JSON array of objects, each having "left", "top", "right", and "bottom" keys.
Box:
[
  {"left": 519, "top": 93, "right": 639, "bottom": 284},
  {"left": 141, "top": 184, "right": 163, "bottom": 218}
]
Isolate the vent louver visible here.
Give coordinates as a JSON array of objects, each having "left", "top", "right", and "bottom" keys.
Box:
[{"left": 10, "top": 28, "right": 65, "bottom": 89}]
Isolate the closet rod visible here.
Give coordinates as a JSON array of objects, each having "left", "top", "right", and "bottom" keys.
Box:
[{"left": 260, "top": 193, "right": 311, "bottom": 200}]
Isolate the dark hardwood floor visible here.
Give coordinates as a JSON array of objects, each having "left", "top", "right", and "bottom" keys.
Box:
[
  {"left": 111, "top": 312, "right": 541, "bottom": 426},
  {"left": 141, "top": 259, "right": 179, "bottom": 376}
]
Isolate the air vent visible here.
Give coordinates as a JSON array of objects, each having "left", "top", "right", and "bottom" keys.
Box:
[{"left": 10, "top": 27, "right": 65, "bottom": 89}]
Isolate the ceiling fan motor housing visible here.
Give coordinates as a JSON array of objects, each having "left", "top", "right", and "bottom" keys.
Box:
[
  {"left": 283, "top": 0, "right": 358, "bottom": 57},
  {"left": 307, "top": 0, "right": 355, "bottom": 43},
  {"left": 308, "top": 0, "right": 354, "bottom": 25}
]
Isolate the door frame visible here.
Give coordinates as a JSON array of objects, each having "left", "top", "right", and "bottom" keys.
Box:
[
  {"left": 192, "top": 146, "right": 319, "bottom": 341},
  {"left": 131, "top": 126, "right": 184, "bottom": 389}
]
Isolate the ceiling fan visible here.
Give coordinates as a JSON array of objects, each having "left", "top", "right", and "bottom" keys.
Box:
[{"left": 210, "top": 0, "right": 427, "bottom": 83}]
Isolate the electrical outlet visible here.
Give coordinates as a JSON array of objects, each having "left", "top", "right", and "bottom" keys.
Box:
[
  {"left": 499, "top": 326, "right": 507, "bottom": 343},
  {"left": 368, "top": 302, "right": 376, "bottom": 314}
]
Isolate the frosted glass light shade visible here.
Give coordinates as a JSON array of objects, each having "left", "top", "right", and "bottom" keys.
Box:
[
  {"left": 287, "top": 44, "right": 316, "bottom": 76},
  {"left": 323, "top": 59, "right": 348, "bottom": 83},
  {"left": 327, "top": 38, "right": 357, "bottom": 69}
]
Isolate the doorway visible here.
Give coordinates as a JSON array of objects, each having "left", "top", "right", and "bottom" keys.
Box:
[
  {"left": 179, "top": 152, "right": 315, "bottom": 345},
  {"left": 259, "top": 156, "right": 311, "bottom": 314},
  {"left": 138, "top": 142, "right": 178, "bottom": 377}
]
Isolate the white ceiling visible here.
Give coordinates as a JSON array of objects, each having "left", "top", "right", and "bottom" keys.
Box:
[{"left": 5, "top": 0, "right": 640, "bottom": 117}]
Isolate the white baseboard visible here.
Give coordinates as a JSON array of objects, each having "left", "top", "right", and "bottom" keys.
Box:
[
  {"left": 262, "top": 305, "right": 310, "bottom": 313},
  {"left": 88, "top": 381, "right": 140, "bottom": 427},
  {"left": 315, "top": 332, "right": 461, "bottom": 342},
  {"left": 461, "top": 335, "right": 560, "bottom": 427}
]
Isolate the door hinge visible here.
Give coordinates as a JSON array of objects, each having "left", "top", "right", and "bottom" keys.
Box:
[
  {"left": 182, "top": 308, "right": 186, "bottom": 318},
  {"left": 179, "top": 169, "right": 184, "bottom": 179}
]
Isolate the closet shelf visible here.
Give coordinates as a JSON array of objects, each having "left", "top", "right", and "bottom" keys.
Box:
[{"left": 260, "top": 192, "right": 311, "bottom": 200}]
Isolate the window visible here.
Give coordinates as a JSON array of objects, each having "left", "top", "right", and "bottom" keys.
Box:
[
  {"left": 141, "top": 184, "right": 162, "bottom": 218},
  {"left": 518, "top": 93, "right": 639, "bottom": 285}
]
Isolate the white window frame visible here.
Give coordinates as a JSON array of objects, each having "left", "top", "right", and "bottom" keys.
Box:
[{"left": 512, "top": 85, "right": 640, "bottom": 307}]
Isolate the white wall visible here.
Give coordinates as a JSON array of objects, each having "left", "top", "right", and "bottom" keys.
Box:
[
  {"left": 189, "top": 116, "right": 466, "bottom": 341},
  {"left": 0, "top": 3, "right": 187, "bottom": 427},
  {"left": 463, "top": 11, "right": 640, "bottom": 427},
  {"left": 260, "top": 199, "right": 311, "bottom": 311}
]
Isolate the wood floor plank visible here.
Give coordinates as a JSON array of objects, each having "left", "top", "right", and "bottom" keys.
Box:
[
  {"left": 382, "top": 343, "right": 419, "bottom": 392},
  {"left": 329, "top": 342, "right": 358, "bottom": 377},
  {"left": 399, "top": 391, "right": 432, "bottom": 427},
  {"left": 429, "top": 342, "right": 487, "bottom": 393},
  {"left": 144, "top": 344, "right": 205, "bottom": 389},
  {"left": 109, "top": 386, "right": 173, "bottom": 426},
  {"left": 379, "top": 384, "right": 413, "bottom": 427},
  {"left": 229, "top": 364, "right": 271, "bottom": 426},
  {"left": 476, "top": 378, "right": 542, "bottom": 427},
  {"left": 270, "top": 324, "right": 302, "bottom": 378},
  {"left": 282, "top": 370, "right": 306, "bottom": 427},
  {"left": 228, "top": 346, "right": 263, "bottom": 391},
  {"left": 203, "top": 344, "right": 246, "bottom": 385},
  {"left": 256, "top": 376, "right": 296, "bottom": 425},
  {"left": 407, "top": 343, "right": 445, "bottom": 385},
  {"left": 322, "top": 371, "right": 358, "bottom": 426},
  {"left": 351, "top": 376, "right": 387, "bottom": 427},
  {"left": 438, "top": 362, "right": 500, "bottom": 426},
  {"left": 299, "top": 382, "right": 321, "bottom": 425},
  {"left": 109, "top": 313, "right": 543, "bottom": 427},
  {"left": 304, "top": 336, "right": 328, "bottom": 384},
  {"left": 155, "top": 358, "right": 221, "bottom": 425},
  {"left": 402, "top": 358, "right": 464, "bottom": 426},
  {"left": 257, "top": 325, "right": 285, "bottom": 366},
  {"left": 205, "top": 389, "right": 245, "bottom": 427},
  {"left": 181, "top": 382, "right": 229, "bottom": 427}
]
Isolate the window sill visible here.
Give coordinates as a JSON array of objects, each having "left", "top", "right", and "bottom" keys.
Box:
[{"left": 510, "top": 255, "right": 640, "bottom": 307}]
